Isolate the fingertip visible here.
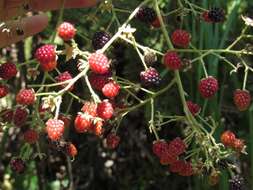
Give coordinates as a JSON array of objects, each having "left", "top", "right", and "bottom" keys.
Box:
[
  {"left": 25, "top": 14, "right": 49, "bottom": 35},
  {"left": 66, "top": 0, "right": 99, "bottom": 8}
]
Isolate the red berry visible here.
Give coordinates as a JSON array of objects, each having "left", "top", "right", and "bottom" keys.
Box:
[
  {"left": 13, "top": 107, "right": 28, "bottom": 127},
  {"left": 220, "top": 130, "right": 236, "bottom": 147},
  {"left": 102, "top": 81, "right": 120, "bottom": 99},
  {"left": 97, "top": 100, "right": 114, "bottom": 120},
  {"left": 66, "top": 143, "right": 78, "bottom": 157},
  {"left": 23, "top": 129, "right": 39, "bottom": 144},
  {"left": 92, "top": 120, "right": 104, "bottom": 136},
  {"left": 0, "top": 84, "right": 9, "bottom": 98},
  {"left": 0, "top": 109, "right": 13, "bottom": 123},
  {"left": 81, "top": 101, "right": 97, "bottom": 117},
  {"left": 140, "top": 67, "right": 161, "bottom": 86},
  {"left": 106, "top": 133, "right": 120, "bottom": 149},
  {"left": 16, "top": 88, "right": 36, "bottom": 105},
  {"left": 151, "top": 17, "right": 161, "bottom": 28},
  {"left": 45, "top": 119, "right": 65, "bottom": 141},
  {"left": 163, "top": 51, "right": 182, "bottom": 70},
  {"left": 74, "top": 113, "right": 92, "bottom": 133},
  {"left": 169, "top": 160, "right": 185, "bottom": 173},
  {"left": 233, "top": 89, "right": 251, "bottom": 111},
  {"left": 58, "top": 22, "right": 76, "bottom": 41},
  {"left": 171, "top": 29, "right": 191, "bottom": 48},
  {"left": 88, "top": 53, "right": 110, "bottom": 74},
  {"left": 178, "top": 161, "right": 194, "bottom": 176},
  {"left": 187, "top": 101, "right": 201, "bottom": 116},
  {"left": 35, "top": 45, "right": 57, "bottom": 72},
  {"left": 168, "top": 137, "right": 186, "bottom": 156},
  {"left": 0, "top": 62, "right": 17, "bottom": 80},
  {"left": 198, "top": 76, "right": 218, "bottom": 98},
  {"left": 55, "top": 71, "right": 74, "bottom": 91},
  {"left": 232, "top": 138, "right": 245, "bottom": 152},
  {"left": 160, "top": 151, "right": 177, "bottom": 165},
  {"left": 89, "top": 72, "right": 110, "bottom": 91},
  {"left": 202, "top": 11, "right": 212, "bottom": 22},
  {"left": 152, "top": 140, "right": 169, "bottom": 157},
  {"left": 10, "top": 158, "right": 26, "bottom": 174}
]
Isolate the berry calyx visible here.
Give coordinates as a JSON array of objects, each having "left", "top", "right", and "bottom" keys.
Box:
[
  {"left": 55, "top": 71, "right": 74, "bottom": 91},
  {"left": 171, "top": 29, "right": 191, "bottom": 48},
  {"left": 163, "top": 51, "right": 182, "bottom": 70},
  {"left": 220, "top": 130, "right": 236, "bottom": 147},
  {"left": 23, "top": 129, "right": 39, "bottom": 144},
  {"left": 233, "top": 89, "right": 251, "bottom": 111},
  {"left": 35, "top": 44, "right": 57, "bottom": 72},
  {"left": 102, "top": 81, "right": 120, "bottom": 99},
  {"left": 0, "top": 62, "right": 17, "bottom": 80},
  {"left": 140, "top": 67, "right": 161, "bottom": 86},
  {"left": 45, "top": 119, "right": 65, "bottom": 141},
  {"left": 0, "top": 84, "right": 9, "bottom": 98},
  {"left": 106, "top": 133, "right": 120, "bottom": 149},
  {"left": 97, "top": 100, "right": 114, "bottom": 120},
  {"left": 16, "top": 88, "right": 36, "bottom": 105},
  {"left": 88, "top": 53, "right": 110, "bottom": 74},
  {"left": 57, "top": 22, "right": 76, "bottom": 41},
  {"left": 198, "top": 76, "right": 218, "bottom": 98},
  {"left": 92, "top": 31, "right": 111, "bottom": 50}
]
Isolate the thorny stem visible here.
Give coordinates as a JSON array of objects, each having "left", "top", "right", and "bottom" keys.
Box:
[{"left": 150, "top": 98, "right": 159, "bottom": 140}]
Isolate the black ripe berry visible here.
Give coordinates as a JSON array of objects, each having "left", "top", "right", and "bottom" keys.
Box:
[
  {"left": 136, "top": 7, "right": 157, "bottom": 24},
  {"left": 92, "top": 31, "right": 111, "bottom": 50},
  {"left": 229, "top": 175, "right": 245, "bottom": 190},
  {"left": 208, "top": 8, "right": 225, "bottom": 23}
]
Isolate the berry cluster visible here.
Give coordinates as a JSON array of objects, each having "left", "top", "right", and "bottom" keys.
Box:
[
  {"left": 152, "top": 138, "right": 193, "bottom": 176},
  {"left": 220, "top": 131, "right": 245, "bottom": 152}
]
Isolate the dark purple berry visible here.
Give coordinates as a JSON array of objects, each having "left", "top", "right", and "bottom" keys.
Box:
[
  {"left": 10, "top": 158, "right": 26, "bottom": 174},
  {"left": 140, "top": 67, "right": 161, "bottom": 86},
  {"left": 136, "top": 7, "right": 157, "bottom": 24},
  {"left": 92, "top": 31, "right": 111, "bottom": 50},
  {"left": 208, "top": 8, "right": 225, "bottom": 23},
  {"left": 229, "top": 175, "right": 245, "bottom": 190}
]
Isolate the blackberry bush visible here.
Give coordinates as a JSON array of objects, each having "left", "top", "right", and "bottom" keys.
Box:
[{"left": 0, "top": 0, "right": 253, "bottom": 189}]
